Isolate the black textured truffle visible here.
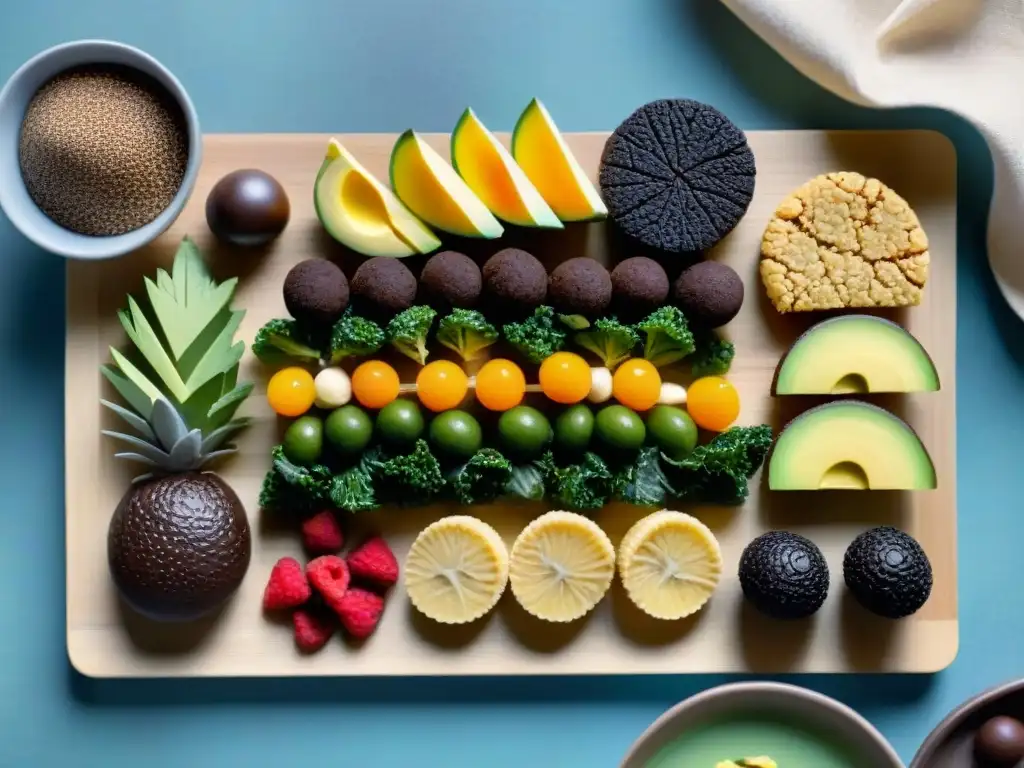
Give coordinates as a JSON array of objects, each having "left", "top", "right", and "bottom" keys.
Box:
[
  {"left": 482, "top": 248, "right": 548, "bottom": 316},
  {"left": 548, "top": 257, "right": 612, "bottom": 317},
  {"left": 739, "top": 531, "right": 829, "bottom": 620},
  {"left": 351, "top": 257, "right": 417, "bottom": 319},
  {"left": 599, "top": 99, "right": 756, "bottom": 253},
  {"left": 610, "top": 257, "right": 670, "bottom": 319},
  {"left": 673, "top": 260, "right": 744, "bottom": 329},
  {"left": 843, "top": 527, "right": 932, "bottom": 619},
  {"left": 282, "top": 259, "right": 349, "bottom": 328},
  {"left": 420, "top": 250, "right": 482, "bottom": 310}
]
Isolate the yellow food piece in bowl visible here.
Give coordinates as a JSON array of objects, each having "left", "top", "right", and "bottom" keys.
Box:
[{"left": 759, "top": 172, "right": 929, "bottom": 313}]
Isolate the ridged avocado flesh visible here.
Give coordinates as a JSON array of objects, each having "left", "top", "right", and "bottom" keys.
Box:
[
  {"left": 768, "top": 401, "right": 936, "bottom": 490},
  {"left": 773, "top": 315, "right": 939, "bottom": 395}
]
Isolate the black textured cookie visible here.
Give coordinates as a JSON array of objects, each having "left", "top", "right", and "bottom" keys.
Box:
[
  {"left": 843, "top": 527, "right": 932, "bottom": 619},
  {"left": 599, "top": 99, "right": 756, "bottom": 253},
  {"left": 739, "top": 531, "right": 829, "bottom": 620}
]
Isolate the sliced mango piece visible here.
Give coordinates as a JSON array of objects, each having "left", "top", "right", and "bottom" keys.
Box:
[
  {"left": 389, "top": 130, "right": 503, "bottom": 239},
  {"left": 314, "top": 138, "right": 441, "bottom": 258},
  {"left": 511, "top": 98, "right": 607, "bottom": 222},
  {"left": 450, "top": 108, "right": 563, "bottom": 230}
]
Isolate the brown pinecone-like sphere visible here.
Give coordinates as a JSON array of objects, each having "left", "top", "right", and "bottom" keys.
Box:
[{"left": 108, "top": 472, "right": 251, "bottom": 622}]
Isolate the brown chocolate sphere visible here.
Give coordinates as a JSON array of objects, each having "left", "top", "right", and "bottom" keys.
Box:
[
  {"left": 283, "top": 259, "right": 349, "bottom": 328},
  {"left": 351, "top": 257, "right": 418, "bottom": 319},
  {"left": 482, "top": 248, "right": 547, "bottom": 316},
  {"left": 206, "top": 169, "right": 290, "bottom": 246},
  {"left": 610, "top": 257, "right": 669, "bottom": 319},
  {"left": 420, "top": 251, "right": 482, "bottom": 310},
  {"left": 548, "top": 257, "right": 612, "bottom": 317},
  {"left": 673, "top": 260, "right": 744, "bottom": 329},
  {"left": 975, "top": 716, "right": 1024, "bottom": 766}
]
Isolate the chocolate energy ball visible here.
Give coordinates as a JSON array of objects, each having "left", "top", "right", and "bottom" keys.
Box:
[
  {"left": 975, "top": 716, "right": 1024, "bottom": 766},
  {"left": 610, "top": 257, "right": 669, "bottom": 319},
  {"left": 282, "top": 258, "right": 349, "bottom": 328},
  {"left": 548, "top": 257, "right": 612, "bottom": 317},
  {"left": 673, "top": 260, "right": 744, "bottom": 329},
  {"left": 420, "top": 250, "right": 482, "bottom": 310},
  {"left": 351, "top": 257, "right": 418, "bottom": 319},
  {"left": 482, "top": 248, "right": 548, "bottom": 316}
]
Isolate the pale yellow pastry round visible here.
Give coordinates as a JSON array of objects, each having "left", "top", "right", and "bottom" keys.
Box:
[
  {"left": 404, "top": 515, "right": 509, "bottom": 625},
  {"left": 508, "top": 510, "right": 615, "bottom": 623},
  {"left": 618, "top": 509, "right": 722, "bottom": 620}
]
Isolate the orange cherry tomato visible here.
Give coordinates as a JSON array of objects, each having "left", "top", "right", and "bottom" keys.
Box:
[
  {"left": 267, "top": 367, "right": 316, "bottom": 417},
  {"left": 351, "top": 360, "right": 400, "bottom": 410},
  {"left": 475, "top": 358, "right": 526, "bottom": 411},
  {"left": 686, "top": 376, "right": 740, "bottom": 432},
  {"left": 416, "top": 360, "right": 469, "bottom": 412},
  {"left": 612, "top": 359, "right": 661, "bottom": 411},
  {"left": 539, "top": 351, "right": 591, "bottom": 404}
]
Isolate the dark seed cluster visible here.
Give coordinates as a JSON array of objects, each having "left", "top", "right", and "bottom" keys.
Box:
[{"left": 19, "top": 65, "right": 188, "bottom": 236}]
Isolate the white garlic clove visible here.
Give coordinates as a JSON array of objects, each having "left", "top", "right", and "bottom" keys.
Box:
[
  {"left": 314, "top": 366, "right": 352, "bottom": 409},
  {"left": 588, "top": 367, "right": 613, "bottom": 403},
  {"left": 657, "top": 382, "right": 688, "bottom": 405}
]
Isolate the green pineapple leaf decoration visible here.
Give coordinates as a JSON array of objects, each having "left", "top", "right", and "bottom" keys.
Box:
[{"left": 100, "top": 236, "right": 253, "bottom": 479}]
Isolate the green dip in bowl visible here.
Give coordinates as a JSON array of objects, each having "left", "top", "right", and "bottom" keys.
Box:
[{"left": 621, "top": 682, "right": 904, "bottom": 768}]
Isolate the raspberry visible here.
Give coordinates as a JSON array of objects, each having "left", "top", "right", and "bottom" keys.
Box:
[
  {"left": 346, "top": 536, "right": 399, "bottom": 588},
  {"left": 306, "top": 555, "right": 350, "bottom": 610},
  {"left": 334, "top": 587, "right": 385, "bottom": 640},
  {"left": 301, "top": 510, "right": 344, "bottom": 554},
  {"left": 262, "top": 557, "right": 311, "bottom": 610},
  {"left": 293, "top": 609, "right": 334, "bottom": 653}
]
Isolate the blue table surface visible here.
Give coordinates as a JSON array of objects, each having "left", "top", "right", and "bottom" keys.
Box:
[{"left": 1, "top": 1, "right": 1020, "bottom": 765}]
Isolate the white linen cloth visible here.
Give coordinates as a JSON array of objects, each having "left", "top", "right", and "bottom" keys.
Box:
[{"left": 717, "top": 0, "right": 1024, "bottom": 319}]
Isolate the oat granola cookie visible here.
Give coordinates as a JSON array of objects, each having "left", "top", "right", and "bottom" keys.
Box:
[{"left": 759, "top": 172, "right": 929, "bottom": 313}]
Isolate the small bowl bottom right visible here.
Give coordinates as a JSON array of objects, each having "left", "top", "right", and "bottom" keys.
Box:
[{"left": 912, "top": 678, "right": 1024, "bottom": 767}]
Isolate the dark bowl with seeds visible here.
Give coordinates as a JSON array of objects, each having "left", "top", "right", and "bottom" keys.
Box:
[{"left": 0, "top": 40, "right": 202, "bottom": 260}]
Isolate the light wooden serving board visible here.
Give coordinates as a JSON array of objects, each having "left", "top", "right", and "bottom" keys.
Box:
[{"left": 66, "top": 130, "right": 957, "bottom": 678}]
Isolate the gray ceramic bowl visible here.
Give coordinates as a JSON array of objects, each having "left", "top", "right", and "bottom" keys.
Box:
[
  {"left": 620, "top": 681, "right": 905, "bottom": 767},
  {"left": 0, "top": 40, "right": 201, "bottom": 260},
  {"left": 911, "top": 678, "right": 1024, "bottom": 766}
]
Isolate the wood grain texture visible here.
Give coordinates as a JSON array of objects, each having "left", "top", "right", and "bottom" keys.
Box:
[{"left": 65, "top": 130, "right": 957, "bottom": 678}]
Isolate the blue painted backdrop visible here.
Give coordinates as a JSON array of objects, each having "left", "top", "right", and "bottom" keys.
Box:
[{"left": 1, "top": 1, "right": 1020, "bottom": 764}]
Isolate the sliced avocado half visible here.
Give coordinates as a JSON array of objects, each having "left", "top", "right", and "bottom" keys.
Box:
[
  {"left": 450, "top": 107, "right": 563, "bottom": 230},
  {"left": 314, "top": 138, "right": 441, "bottom": 258},
  {"left": 768, "top": 401, "right": 936, "bottom": 490},
  {"left": 773, "top": 315, "right": 939, "bottom": 395}
]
